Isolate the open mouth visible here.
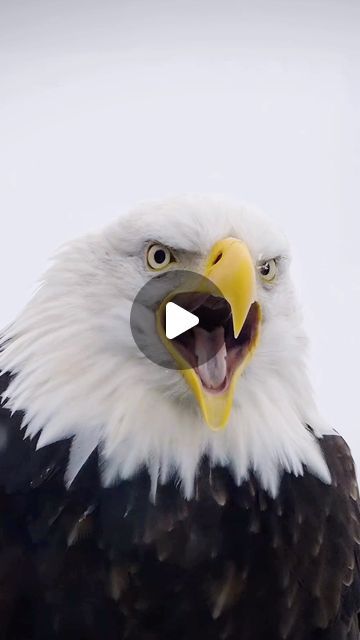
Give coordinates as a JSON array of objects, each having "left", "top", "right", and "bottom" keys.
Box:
[
  {"left": 161, "top": 293, "right": 261, "bottom": 394},
  {"left": 154, "top": 237, "right": 260, "bottom": 429}
]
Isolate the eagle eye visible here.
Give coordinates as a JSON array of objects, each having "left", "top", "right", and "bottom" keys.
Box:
[
  {"left": 146, "top": 243, "right": 174, "bottom": 271},
  {"left": 257, "top": 258, "right": 278, "bottom": 283}
]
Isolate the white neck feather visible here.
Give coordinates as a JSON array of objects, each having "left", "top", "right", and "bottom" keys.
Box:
[{"left": 0, "top": 291, "right": 333, "bottom": 500}]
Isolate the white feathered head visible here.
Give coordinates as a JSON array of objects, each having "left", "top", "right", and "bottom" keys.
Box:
[{"left": 0, "top": 196, "right": 331, "bottom": 498}]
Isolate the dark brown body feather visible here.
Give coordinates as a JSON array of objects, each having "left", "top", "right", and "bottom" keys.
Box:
[{"left": 0, "top": 373, "right": 359, "bottom": 640}]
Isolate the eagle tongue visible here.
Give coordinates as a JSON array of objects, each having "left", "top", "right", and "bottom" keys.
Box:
[{"left": 194, "top": 326, "right": 227, "bottom": 389}]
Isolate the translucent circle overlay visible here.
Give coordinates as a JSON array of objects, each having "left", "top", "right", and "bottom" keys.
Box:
[{"left": 130, "top": 270, "right": 225, "bottom": 370}]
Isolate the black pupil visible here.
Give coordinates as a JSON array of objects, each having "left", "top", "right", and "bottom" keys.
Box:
[
  {"left": 154, "top": 249, "right": 166, "bottom": 264},
  {"left": 261, "top": 262, "right": 270, "bottom": 274}
]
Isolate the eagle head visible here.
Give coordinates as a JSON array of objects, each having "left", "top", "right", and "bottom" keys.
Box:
[{"left": 0, "top": 196, "right": 332, "bottom": 498}]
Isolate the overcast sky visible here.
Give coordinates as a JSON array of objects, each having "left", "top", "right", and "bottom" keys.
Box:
[{"left": 0, "top": 0, "right": 359, "bottom": 466}]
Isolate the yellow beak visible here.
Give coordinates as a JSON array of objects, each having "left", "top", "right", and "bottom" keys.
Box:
[{"left": 156, "top": 238, "right": 261, "bottom": 430}]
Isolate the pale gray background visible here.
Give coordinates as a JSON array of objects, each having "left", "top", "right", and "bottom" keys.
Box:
[{"left": 0, "top": 1, "right": 359, "bottom": 465}]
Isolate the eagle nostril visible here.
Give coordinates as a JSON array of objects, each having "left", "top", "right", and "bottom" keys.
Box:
[{"left": 213, "top": 252, "right": 223, "bottom": 266}]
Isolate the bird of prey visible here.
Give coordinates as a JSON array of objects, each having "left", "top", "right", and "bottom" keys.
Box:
[{"left": 0, "top": 196, "right": 359, "bottom": 640}]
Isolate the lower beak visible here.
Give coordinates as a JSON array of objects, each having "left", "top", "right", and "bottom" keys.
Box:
[{"left": 157, "top": 238, "right": 261, "bottom": 430}]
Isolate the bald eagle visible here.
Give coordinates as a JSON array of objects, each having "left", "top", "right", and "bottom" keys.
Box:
[{"left": 0, "top": 196, "right": 359, "bottom": 640}]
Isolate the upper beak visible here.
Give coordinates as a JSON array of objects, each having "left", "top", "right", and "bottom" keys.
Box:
[
  {"left": 204, "top": 238, "right": 257, "bottom": 338},
  {"left": 156, "top": 238, "right": 261, "bottom": 430}
]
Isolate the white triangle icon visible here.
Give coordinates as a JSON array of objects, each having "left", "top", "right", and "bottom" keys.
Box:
[{"left": 165, "top": 302, "right": 199, "bottom": 340}]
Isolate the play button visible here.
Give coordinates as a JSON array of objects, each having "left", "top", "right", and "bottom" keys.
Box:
[
  {"left": 165, "top": 302, "right": 199, "bottom": 340},
  {"left": 130, "top": 269, "right": 224, "bottom": 370}
]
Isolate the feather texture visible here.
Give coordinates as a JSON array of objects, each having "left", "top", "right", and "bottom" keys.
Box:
[
  {"left": 0, "top": 373, "right": 359, "bottom": 640},
  {"left": 0, "top": 197, "right": 332, "bottom": 497}
]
